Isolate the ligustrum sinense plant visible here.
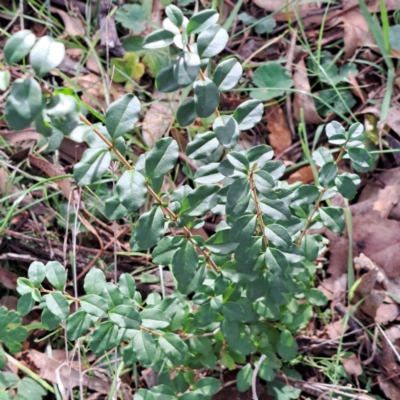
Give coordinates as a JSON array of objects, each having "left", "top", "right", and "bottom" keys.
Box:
[{"left": 2, "top": 5, "right": 373, "bottom": 399}]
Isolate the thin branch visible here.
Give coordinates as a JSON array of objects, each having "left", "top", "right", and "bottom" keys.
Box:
[
  {"left": 252, "top": 354, "right": 266, "bottom": 400},
  {"left": 249, "top": 170, "right": 268, "bottom": 247}
]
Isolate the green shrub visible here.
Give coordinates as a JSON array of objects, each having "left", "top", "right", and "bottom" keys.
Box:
[{"left": 1, "top": 5, "right": 372, "bottom": 399}]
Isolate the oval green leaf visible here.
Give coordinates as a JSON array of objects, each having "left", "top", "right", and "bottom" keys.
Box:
[
  {"left": 30, "top": 36, "right": 65, "bottom": 77},
  {"left": 4, "top": 30, "right": 36, "bottom": 64}
]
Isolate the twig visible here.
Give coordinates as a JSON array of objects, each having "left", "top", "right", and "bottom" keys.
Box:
[
  {"left": 249, "top": 170, "right": 268, "bottom": 247},
  {"left": 252, "top": 354, "right": 266, "bottom": 400}
]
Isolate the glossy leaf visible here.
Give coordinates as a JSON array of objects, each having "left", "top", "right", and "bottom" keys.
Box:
[
  {"left": 265, "top": 225, "right": 291, "bottom": 248},
  {"left": 186, "top": 131, "right": 219, "bottom": 159},
  {"left": 143, "top": 29, "right": 175, "bottom": 49},
  {"left": 347, "top": 147, "right": 373, "bottom": 168},
  {"left": 206, "top": 229, "right": 238, "bottom": 255},
  {"left": 312, "top": 147, "right": 334, "bottom": 167},
  {"left": 192, "top": 377, "right": 221, "bottom": 397},
  {"left": 28, "top": 261, "right": 46, "bottom": 286},
  {"left": 213, "top": 58, "right": 242, "bottom": 91},
  {"left": 194, "top": 79, "right": 220, "bottom": 118},
  {"left": 319, "top": 207, "right": 345, "bottom": 233},
  {"left": 46, "top": 261, "right": 66, "bottom": 291},
  {"left": 133, "top": 330, "right": 156, "bottom": 366},
  {"left": 156, "top": 63, "right": 181, "bottom": 93},
  {"left": 4, "top": 30, "right": 36, "bottom": 64},
  {"left": 110, "top": 305, "right": 141, "bottom": 329},
  {"left": 237, "top": 364, "right": 252, "bottom": 392},
  {"left": 319, "top": 161, "right": 338, "bottom": 187},
  {"left": 194, "top": 163, "right": 224, "bottom": 184},
  {"left": 74, "top": 148, "right": 111, "bottom": 186},
  {"left": 134, "top": 206, "right": 165, "bottom": 250},
  {"left": 140, "top": 308, "right": 170, "bottom": 329},
  {"left": 347, "top": 122, "right": 364, "bottom": 139},
  {"left": 177, "top": 98, "right": 197, "bottom": 127},
  {"left": 119, "top": 273, "right": 136, "bottom": 299},
  {"left": 259, "top": 198, "right": 290, "bottom": 221},
  {"left": 158, "top": 333, "right": 188, "bottom": 365},
  {"left": 233, "top": 99, "right": 263, "bottom": 130},
  {"left": 30, "top": 36, "right": 65, "bottom": 77},
  {"left": 226, "top": 177, "right": 250, "bottom": 217},
  {"left": 0, "top": 70, "right": 10, "bottom": 91},
  {"left": 197, "top": 24, "right": 228, "bottom": 58},
  {"left": 46, "top": 292, "right": 69, "bottom": 320},
  {"left": 181, "top": 185, "right": 219, "bottom": 216},
  {"left": 152, "top": 237, "right": 180, "bottom": 265},
  {"left": 166, "top": 5, "right": 184, "bottom": 27},
  {"left": 335, "top": 174, "right": 357, "bottom": 200},
  {"left": 66, "top": 310, "right": 93, "bottom": 340},
  {"left": 187, "top": 10, "right": 219, "bottom": 34},
  {"left": 90, "top": 321, "right": 119, "bottom": 353},
  {"left": 5, "top": 78, "right": 42, "bottom": 131},
  {"left": 17, "top": 293, "right": 34, "bottom": 317},
  {"left": 145, "top": 137, "right": 179, "bottom": 179},
  {"left": 213, "top": 115, "right": 240, "bottom": 148},
  {"left": 80, "top": 294, "right": 108, "bottom": 318},
  {"left": 116, "top": 170, "right": 147, "bottom": 212},
  {"left": 104, "top": 194, "right": 129, "bottom": 220},
  {"left": 84, "top": 268, "right": 106, "bottom": 295},
  {"left": 230, "top": 215, "right": 257, "bottom": 242},
  {"left": 105, "top": 94, "right": 140, "bottom": 139},
  {"left": 174, "top": 52, "right": 200, "bottom": 87},
  {"left": 171, "top": 240, "right": 198, "bottom": 294}
]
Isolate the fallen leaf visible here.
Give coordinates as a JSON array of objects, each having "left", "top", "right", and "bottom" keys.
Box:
[
  {"left": 265, "top": 104, "right": 292, "bottom": 155},
  {"left": 341, "top": 353, "right": 363, "bottom": 376},
  {"left": 375, "top": 303, "right": 399, "bottom": 324},
  {"left": 328, "top": 9, "right": 375, "bottom": 59},
  {"left": 28, "top": 155, "right": 73, "bottom": 202},
  {"left": 142, "top": 92, "right": 178, "bottom": 146},
  {"left": 293, "top": 54, "right": 328, "bottom": 124},
  {"left": 287, "top": 166, "right": 315, "bottom": 184},
  {"left": 20, "top": 349, "right": 110, "bottom": 395},
  {"left": 0, "top": 266, "right": 18, "bottom": 290},
  {"left": 50, "top": 7, "right": 85, "bottom": 36}
]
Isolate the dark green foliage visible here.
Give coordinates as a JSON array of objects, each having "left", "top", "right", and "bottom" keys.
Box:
[{"left": 4, "top": 7, "right": 374, "bottom": 399}]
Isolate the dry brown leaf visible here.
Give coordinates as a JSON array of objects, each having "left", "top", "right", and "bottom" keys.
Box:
[
  {"left": 142, "top": 92, "right": 178, "bottom": 146},
  {"left": 372, "top": 185, "right": 399, "bottom": 218},
  {"left": 265, "top": 104, "right": 291, "bottom": 155},
  {"left": 74, "top": 73, "right": 125, "bottom": 111},
  {"left": 328, "top": 9, "right": 375, "bottom": 59},
  {"left": 50, "top": 7, "right": 85, "bottom": 36},
  {"left": 0, "top": 265, "right": 18, "bottom": 290},
  {"left": 252, "top": 0, "right": 320, "bottom": 21},
  {"left": 326, "top": 319, "right": 346, "bottom": 339},
  {"left": 341, "top": 353, "right": 363, "bottom": 376},
  {"left": 21, "top": 349, "right": 109, "bottom": 394},
  {"left": 293, "top": 54, "right": 328, "bottom": 124},
  {"left": 28, "top": 155, "right": 73, "bottom": 202},
  {"left": 375, "top": 303, "right": 399, "bottom": 324},
  {"left": 287, "top": 166, "right": 314, "bottom": 184}
]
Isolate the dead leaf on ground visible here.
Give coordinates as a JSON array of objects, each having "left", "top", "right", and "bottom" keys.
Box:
[
  {"left": 0, "top": 265, "right": 18, "bottom": 290},
  {"left": 72, "top": 73, "right": 125, "bottom": 111},
  {"left": 293, "top": 54, "right": 328, "bottom": 124},
  {"left": 287, "top": 166, "right": 315, "bottom": 184},
  {"left": 265, "top": 104, "right": 292, "bottom": 155},
  {"left": 28, "top": 155, "right": 74, "bottom": 202},
  {"left": 375, "top": 303, "right": 399, "bottom": 325},
  {"left": 50, "top": 7, "right": 85, "bottom": 36},
  {"left": 328, "top": 9, "right": 375, "bottom": 59},
  {"left": 342, "top": 353, "right": 363, "bottom": 377},
  {"left": 20, "top": 349, "right": 110, "bottom": 395},
  {"left": 142, "top": 91, "right": 178, "bottom": 147}
]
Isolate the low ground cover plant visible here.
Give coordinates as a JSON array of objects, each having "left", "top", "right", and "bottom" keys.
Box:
[{"left": 1, "top": 4, "right": 373, "bottom": 399}]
